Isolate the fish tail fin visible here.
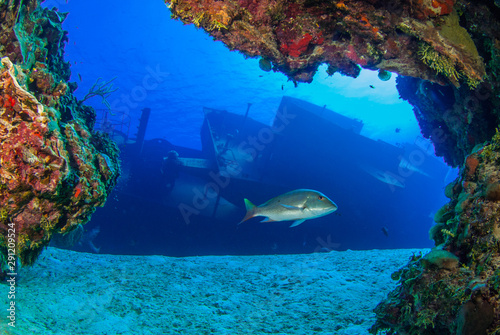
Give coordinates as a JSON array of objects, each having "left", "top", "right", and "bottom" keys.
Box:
[
  {"left": 244, "top": 198, "right": 255, "bottom": 212},
  {"left": 239, "top": 199, "right": 256, "bottom": 224}
]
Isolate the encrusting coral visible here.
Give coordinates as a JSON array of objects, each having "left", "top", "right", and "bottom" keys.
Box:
[
  {"left": 370, "top": 130, "right": 500, "bottom": 334},
  {"left": 0, "top": 1, "right": 120, "bottom": 266},
  {"left": 164, "top": 0, "right": 486, "bottom": 88}
]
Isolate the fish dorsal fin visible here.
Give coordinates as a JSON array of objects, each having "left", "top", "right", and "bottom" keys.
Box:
[
  {"left": 281, "top": 204, "right": 303, "bottom": 210},
  {"left": 289, "top": 219, "right": 306, "bottom": 227}
]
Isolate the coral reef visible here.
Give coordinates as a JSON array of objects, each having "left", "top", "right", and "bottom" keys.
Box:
[
  {"left": 395, "top": 0, "right": 500, "bottom": 167},
  {"left": 370, "top": 131, "right": 500, "bottom": 334},
  {"left": 396, "top": 74, "right": 499, "bottom": 167},
  {"left": 0, "top": 1, "right": 119, "bottom": 266},
  {"left": 165, "top": 0, "right": 487, "bottom": 87}
]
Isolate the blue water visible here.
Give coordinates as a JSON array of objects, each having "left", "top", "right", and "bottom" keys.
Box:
[
  {"left": 42, "top": 0, "right": 455, "bottom": 256},
  {"left": 44, "top": 0, "right": 420, "bottom": 148}
]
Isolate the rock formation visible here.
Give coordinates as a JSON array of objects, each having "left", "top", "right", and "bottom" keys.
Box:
[{"left": 0, "top": 1, "right": 120, "bottom": 266}]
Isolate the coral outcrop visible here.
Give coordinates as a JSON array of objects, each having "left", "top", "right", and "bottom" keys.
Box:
[
  {"left": 0, "top": 1, "right": 119, "bottom": 266},
  {"left": 395, "top": 0, "right": 500, "bottom": 167},
  {"left": 396, "top": 74, "right": 498, "bottom": 167},
  {"left": 370, "top": 131, "right": 500, "bottom": 334},
  {"left": 165, "top": 0, "right": 487, "bottom": 88}
]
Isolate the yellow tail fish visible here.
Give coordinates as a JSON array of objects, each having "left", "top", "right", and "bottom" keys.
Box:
[{"left": 239, "top": 189, "right": 338, "bottom": 228}]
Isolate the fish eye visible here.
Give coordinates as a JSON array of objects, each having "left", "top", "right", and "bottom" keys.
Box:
[{"left": 318, "top": 196, "right": 324, "bottom": 200}]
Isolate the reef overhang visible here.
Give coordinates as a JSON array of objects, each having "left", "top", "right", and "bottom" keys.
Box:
[
  {"left": 166, "top": 0, "right": 486, "bottom": 87},
  {"left": 165, "top": 0, "right": 500, "bottom": 166}
]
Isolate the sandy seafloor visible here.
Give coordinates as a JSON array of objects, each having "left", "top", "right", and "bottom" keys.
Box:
[{"left": 0, "top": 247, "right": 427, "bottom": 335}]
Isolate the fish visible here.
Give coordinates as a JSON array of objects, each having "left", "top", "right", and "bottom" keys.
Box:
[
  {"left": 78, "top": 226, "right": 101, "bottom": 253},
  {"left": 359, "top": 165, "right": 405, "bottom": 188},
  {"left": 381, "top": 226, "right": 389, "bottom": 237},
  {"left": 239, "top": 189, "right": 338, "bottom": 227},
  {"left": 399, "top": 158, "right": 430, "bottom": 178}
]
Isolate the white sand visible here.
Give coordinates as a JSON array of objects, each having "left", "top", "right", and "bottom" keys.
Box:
[{"left": 0, "top": 247, "right": 426, "bottom": 334}]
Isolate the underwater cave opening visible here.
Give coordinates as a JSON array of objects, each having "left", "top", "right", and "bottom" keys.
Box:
[
  {"left": 43, "top": 0, "right": 456, "bottom": 257},
  {"left": 11, "top": 1, "right": 499, "bottom": 334}
]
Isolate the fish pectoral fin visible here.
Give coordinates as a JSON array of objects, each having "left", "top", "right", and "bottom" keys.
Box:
[
  {"left": 261, "top": 217, "right": 277, "bottom": 222},
  {"left": 281, "top": 204, "right": 302, "bottom": 210},
  {"left": 289, "top": 219, "right": 306, "bottom": 228}
]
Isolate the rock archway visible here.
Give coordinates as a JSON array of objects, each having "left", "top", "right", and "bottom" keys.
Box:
[
  {"left": 0, "top": 0, "right": 499, "bottom": 333},
  {"left": 163, "top": 1, "right": 500, "bottom": 333}
]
